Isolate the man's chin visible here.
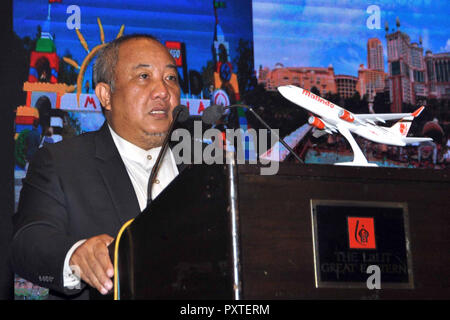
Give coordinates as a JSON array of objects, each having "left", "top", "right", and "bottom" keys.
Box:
[
  {"left": 144, "top": 131, "right": 167, "bottom": 148},
  {"left": 144, "top": 131, "right": 168, "bottom": 138}
]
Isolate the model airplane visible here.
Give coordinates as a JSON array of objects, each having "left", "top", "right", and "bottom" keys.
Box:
[{"left": 278, "top": 85, "right": 432, "bottom": 166}]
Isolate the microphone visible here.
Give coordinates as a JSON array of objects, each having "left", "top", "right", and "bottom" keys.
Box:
[
  {"left": 174, "top": 104, "right": 190, "bottom": 123},
  {"left": 201, "top": 104, "right": 304, "bottom": 164},
  {"left": 202, "top": 104, "right": 225, "bottom": 125},
  {"left": 147, "top": 104, "right": 189, "bottom": 206}
]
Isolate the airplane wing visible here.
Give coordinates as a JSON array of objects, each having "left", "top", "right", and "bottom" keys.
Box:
[
  {"left": 354, "top": 106, "right": 425, "bottom": 125},
  {"left": 402, "top": 137, "right": 433, "bottom": 144},
  {"left": 354, "top": 113, "right": 410, "bottom": 124}
]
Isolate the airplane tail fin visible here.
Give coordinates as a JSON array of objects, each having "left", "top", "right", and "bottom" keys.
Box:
[
  {"left": 388, "top": 116, "right": 413, "bottom": 137},
  {"left": 411, "top": 106, "right": 425, "bottom": 117},
  {"left": 387, "top": 106, "right": 425, "bottom": 137}
]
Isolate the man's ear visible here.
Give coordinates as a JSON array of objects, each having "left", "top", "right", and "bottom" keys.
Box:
[{"left": 95, "top": 83, "right": 112, "bottom": 111}]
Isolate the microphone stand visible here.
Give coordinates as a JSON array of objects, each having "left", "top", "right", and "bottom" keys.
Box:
[
  {"left": 201, "top": 106, "right": 243, "bottom": 300},
  {"left": 230, "top": 105, "right": 304, "bottom": 164},
  {"left": 220, "top": 104, "right": 305, "bottom": 299},
  {"left": 147, "top": 107, "right": 184, "bottom": 207},
  {"left": 225, "top": 142, "right": 242, "bottom": 300}
]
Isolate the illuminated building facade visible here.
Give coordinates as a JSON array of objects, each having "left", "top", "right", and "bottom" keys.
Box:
[
  {"left": 386, "top": 30, "right": 426, "bottom": 112},
  {"left": 357, "top": 64, "right": 388, "bottom": 101},
  {"left": 367, "top": 38, "right": 384, "bottom": 71},
  {"left": 335, "top": 74, "right": 358, "bottom": 99},
  {"left": 257, "top": 28, "right": 448, "bottom": 114},
  {"left": 425, "top": 51, "right": 450, "bottom": 100},
  {"left": 258, "top": 64, "right": 337, "bottom": 95}
]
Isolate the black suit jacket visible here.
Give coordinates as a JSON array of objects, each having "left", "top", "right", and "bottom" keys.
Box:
[{"left": 10, "top": 122, "right": 189, "bottom": 299}]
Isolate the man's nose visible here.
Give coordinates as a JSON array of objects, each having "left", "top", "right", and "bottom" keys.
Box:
[{"left": 151, "top": 79, "right": 169, "bottom": 100}]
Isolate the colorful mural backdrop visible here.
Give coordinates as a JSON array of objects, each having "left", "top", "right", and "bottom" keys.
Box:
[{"left": 12, "top": 0, "right": 253, "bottom": 299}]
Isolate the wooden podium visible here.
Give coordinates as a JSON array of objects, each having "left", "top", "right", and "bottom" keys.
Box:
[
  {"left": 113, "top": 164, "right": 233, "bottom": 300},
  {"left": 111, "top": 163, "right": 450, "bottom": 300}
]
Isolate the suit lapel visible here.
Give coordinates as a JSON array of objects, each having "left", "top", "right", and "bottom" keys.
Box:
[
  {"left": 93, "top": 122, "right": 194, "bottom": 225},
  {"left": 176, "top": 162, "right": 190, "bottom": 174},
  {"left": 94, "top": 123, "right": 141, "bottom": 226}
]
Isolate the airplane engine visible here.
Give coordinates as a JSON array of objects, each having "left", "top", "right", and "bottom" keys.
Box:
[
  {"left": 308, "top": 116, "right": 325, "bottom": 130},
  {"left": 338, "top": 109, "right": 354, "bottom": 122}
]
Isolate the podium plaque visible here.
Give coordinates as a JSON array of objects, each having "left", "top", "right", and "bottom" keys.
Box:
[{"left": 311, "top": 200, "right": 413, "bottom": 289}]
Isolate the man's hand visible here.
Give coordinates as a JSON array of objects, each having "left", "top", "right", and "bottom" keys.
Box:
[{"left": 69, "top": 234, "right": 114, "bottom": 295}]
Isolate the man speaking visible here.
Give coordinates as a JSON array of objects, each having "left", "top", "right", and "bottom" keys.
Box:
[{"left": 11, "top": 34, "right": 182, "bottom": 299}]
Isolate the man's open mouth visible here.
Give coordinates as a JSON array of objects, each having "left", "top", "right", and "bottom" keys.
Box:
[{"left": 150, "top": 110, "right": 167, "bottom": 115}]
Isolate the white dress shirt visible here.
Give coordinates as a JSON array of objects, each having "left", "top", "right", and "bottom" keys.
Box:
[{"left": 63, "top": 125, "right": 179, "bottom": 288}]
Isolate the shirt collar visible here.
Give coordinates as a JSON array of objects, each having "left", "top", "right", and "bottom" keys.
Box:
[{"left": 108, "top": 124, "right": 162, "bottom": 169}]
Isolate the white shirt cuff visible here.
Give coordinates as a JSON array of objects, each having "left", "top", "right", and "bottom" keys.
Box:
[{"left": 63, "top": 239, "right": 86, "bottom": 288}]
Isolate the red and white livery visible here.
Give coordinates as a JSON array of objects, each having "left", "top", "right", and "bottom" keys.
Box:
[{"left": 278, "top": 85, "right": 432, "bottom": 166}]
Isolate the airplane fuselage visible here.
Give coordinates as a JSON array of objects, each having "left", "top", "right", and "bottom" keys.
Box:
[{"left": 292, "top": 88, "right": 407, "bottom": 146}]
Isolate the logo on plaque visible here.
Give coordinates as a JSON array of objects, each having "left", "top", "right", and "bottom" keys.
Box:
[
  {"left": 311, "top": 200, "right": 413, "bottom": 288},
  {"left": 347, "top": 217, "right": 376, "bottom": 249}
]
